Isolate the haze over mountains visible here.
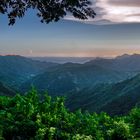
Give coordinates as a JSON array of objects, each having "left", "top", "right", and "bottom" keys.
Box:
[
  {"left": 1, "top": 53, "right": 140, "bottom": 115},
  {"left": 31, "top": 57, "right": 96, "bottom": 64}
]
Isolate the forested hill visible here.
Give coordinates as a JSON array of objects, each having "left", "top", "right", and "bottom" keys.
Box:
[
  {"left": 66, "top": 74, "right": 140, "bottom": 115},
  {"left": 21, "top": 61, "right": 133, "bottom": 96},
  {"left": 0, "top": 55, "right": 58, "bottom": 89},
  {"left": 1, "top": 54, "right": 140, "bottom": 116},
  {"left": 1, "top": 54, "right": 140, "bottom": 95},
  {"left": 0, "top": 81, "right": 16, "bottom": 96},
  {"left": 20, "top": 54, "right": 140, "bottom": 96},
  {"left": 86, "top": 53, "right": 140, "bottom": 72}
]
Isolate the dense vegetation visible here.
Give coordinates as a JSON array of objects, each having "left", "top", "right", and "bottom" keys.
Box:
[
  {"left": 1, "top": 54, "right": 140, "bottom": 96},
  {"left": 66, "top": 74, "right": 140, "bottom": 115},
  {"left": 0, "top": 55, "right": 58, "bottom": 89},
  {"left": 1, "top": 89, "right": 140, "bottom": 140},
  {"left": 0, "top": 81, "right": 16, "bottom": 96},
  {"left": 22, "top": 54, "right": 140, "bottom": 96}
]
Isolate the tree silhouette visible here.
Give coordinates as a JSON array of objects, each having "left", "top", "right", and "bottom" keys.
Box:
[{"left": 0, "top": 0, "right": 96, "bottom": 25}]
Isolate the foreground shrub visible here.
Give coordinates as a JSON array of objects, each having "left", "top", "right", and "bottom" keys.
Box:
[{"left": 0, "top": 88, "right": 140, "bottom": 140}]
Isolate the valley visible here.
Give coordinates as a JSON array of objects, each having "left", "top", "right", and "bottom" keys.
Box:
[{"left": 0, "top": 54, "right": 140, "bottom": 115}]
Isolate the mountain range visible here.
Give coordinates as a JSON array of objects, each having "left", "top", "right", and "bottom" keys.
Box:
[
  {"left": 1, "top": 54, "right": 140, "bottom": 115},
  {"left": 21, "top": 54, "right": 140, "bottom": 96}
]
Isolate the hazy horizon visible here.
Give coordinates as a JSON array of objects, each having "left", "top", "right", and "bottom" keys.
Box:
[
  {"left": 0, "top": 52, "right": 140, "bottom": 58},
  {"left": 1, "top": 52, "right": 140, "bottom": 58}
]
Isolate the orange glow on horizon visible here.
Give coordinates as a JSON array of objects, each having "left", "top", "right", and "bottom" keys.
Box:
[{"left": 1, "top": 49, "right": 140, "bottom": 58}]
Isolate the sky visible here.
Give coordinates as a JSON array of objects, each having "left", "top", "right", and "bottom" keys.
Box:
[
  {"left": 66, "top": 0, "right": 140, "bottom": 24},
  {"left": 0, "top": 0, "right": 140, "bottom": 57}
]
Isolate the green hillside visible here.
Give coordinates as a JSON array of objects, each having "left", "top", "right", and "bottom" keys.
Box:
[
  {"left": 66, "top": 74, "right": 140, "bottom": 115},
  {"left": 21, "top": 62, "right": 131, "bottom": 96},
  {"left": 0, "top": 55, "right": 58, "bottom": 89},
  {"left": 21, "top": 54, "right": 140, "bottom": 96},
  {"left": 86, "top": 54, "right": 140, "bottom": 72},
  {"left": 0, "top": 82, "right": 16, "bottom": 96}
]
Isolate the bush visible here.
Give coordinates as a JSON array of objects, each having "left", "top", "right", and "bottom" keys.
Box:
[{"left": 0, "top": 89, "right": 140, "bottom": 140}]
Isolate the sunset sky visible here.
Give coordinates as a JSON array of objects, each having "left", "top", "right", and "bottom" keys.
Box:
[{"left": 0, "top": 0, "right": 140, "bottom": 57}]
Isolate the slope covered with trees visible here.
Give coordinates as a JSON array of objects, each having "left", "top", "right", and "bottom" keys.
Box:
[
  {"left": 86, "top": 54, "right": 140, "bottom": 72},
  {"left": 1, "top": 89, "right": 140, "bottom": 140},
  {"left": 21, "top": 61, "right": 132, "bottom": 96},
  {"left": 0, "top": 81, "right": 16, "bottom": 96},
  {"left": 66, "top": 74, "right": 140, "bottom": 116},
  {"left": 21, "top": 54, "right": 140, "bottom": 96},
  {"left": 0, "top": 55, "right": 58, "bottom": 89}
]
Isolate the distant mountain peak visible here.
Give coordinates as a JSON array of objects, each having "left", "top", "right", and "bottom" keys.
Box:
[
  {"left": 132, "top": 53, "right": 140, "bottom": 57},
  {"left": 3, "top": 54, "right": 24, "bottom": 57},
  {"left": 0, "top": 55, "right": 27, "bottom": 60},
  {"left": 116, "top": 53, "right": 140, "bottom": 60},
  {"left": 116, "top": 54, "right": 130, "bottom": 59}
]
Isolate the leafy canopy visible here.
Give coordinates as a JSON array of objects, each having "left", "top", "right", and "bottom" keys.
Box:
[
  {"left": 0, "top": 0, "right": 96, "bottom": 25},
  {"left": 1, "top": 88, "right": 140, "bottom": 139}
]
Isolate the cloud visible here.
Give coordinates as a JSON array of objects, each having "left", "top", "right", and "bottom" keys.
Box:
[
  {"left": 65, "top": 0, "right": 140, "bottom": 25},
  {"left": 127, "top": 13, "right": 140, "bottom": 17},
  {"left": 109, "top": 0, "right": 140, "bottom": 7}
]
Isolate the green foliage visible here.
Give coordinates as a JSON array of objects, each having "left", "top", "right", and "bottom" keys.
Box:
[{"left": 0, "top": 89, "right": 140, "bottom": 140}]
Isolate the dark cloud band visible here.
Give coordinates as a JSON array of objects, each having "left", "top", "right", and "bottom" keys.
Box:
[{"left": 109, "top": 0, "right": 140, "bottom": 7}]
